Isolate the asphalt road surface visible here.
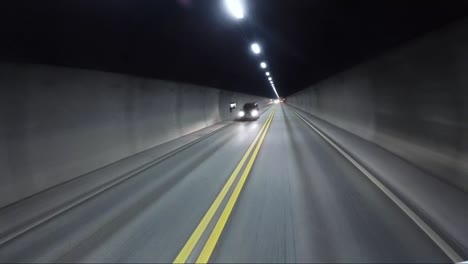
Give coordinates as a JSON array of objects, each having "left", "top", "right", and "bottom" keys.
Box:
[{"left": 0, "top": 105, "right": 451, "bottom": 263}]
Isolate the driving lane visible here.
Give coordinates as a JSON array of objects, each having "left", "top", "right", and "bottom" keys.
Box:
[
  {"left": 210, "top": 105, "right": 449, "bottom": 263},
  {"left": 0, "top": 104, "right": 452, "bottom": 263},
  {"left": 0, "top": 108, "right": 274, "bottom": 263}
]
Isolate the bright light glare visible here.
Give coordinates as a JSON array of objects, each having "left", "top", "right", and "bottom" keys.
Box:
[
  {"left": 252, "top": 110, "right": 259, "bottom": 117},
  {"left": 266, "top": 72, "right": 270, "bottom": 76},
  {"left": 224, "top": 0, "right": 244, "bottom": 19},
  {"left": 260, "top": 62, "right": 267, "bottom": 69},
  {"left": 274, "top": 99, "right": 279, "bottom": 104},
  {"left": 268, "top": 77, "right": 272, "bottom": 80},
  {"left": 238, "top": 111, "right": 245, "bottom": 117},
  {"left": 251, "top": 43, "right": 261, "bottom": 54},
  {"left": 271, "top": 85, "right": 279, "bottom": 99}
]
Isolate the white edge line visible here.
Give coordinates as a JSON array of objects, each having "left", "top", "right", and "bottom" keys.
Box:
[{"left": 291, "top": 108, "right": 463, "bottom": 263}]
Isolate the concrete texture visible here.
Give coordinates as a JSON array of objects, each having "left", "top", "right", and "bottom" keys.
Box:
[
  {"left": 287, "top": 18, "right": 468, "bottom": 191},
  {"left": 212, "top": 106, "right": 449, "bottom": 263},
  {"left": 0, "top": 63, "right": 266, "bottom": 208},
  {"left": 0, "top": 121, "right": 231, "bottom": 240},
  {"left": 289, "top": 105, "right": 468, "bottom": 258},
  {"left": 0, "top": 106, "right": 452, "bottom": 263}
]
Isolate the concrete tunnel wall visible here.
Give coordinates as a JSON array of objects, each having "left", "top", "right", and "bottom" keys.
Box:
[
  {"left": 287, "top": 18, "right": 468, "bottom": 191},
  {"left": 0, "top": 63, "right": 268, "bottom": 208}
]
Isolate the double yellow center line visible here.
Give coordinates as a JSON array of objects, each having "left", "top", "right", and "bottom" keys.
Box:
[{"left": 173, "top": 110, "right": 276, "bottom": 264}]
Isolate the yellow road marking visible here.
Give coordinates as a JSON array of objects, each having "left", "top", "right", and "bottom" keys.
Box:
[
  {"left": 173, "top": 111, "right": 274, "bottom": 263},
  {"left": 196, "top": 111, "right": 275, "bottom": 263}
]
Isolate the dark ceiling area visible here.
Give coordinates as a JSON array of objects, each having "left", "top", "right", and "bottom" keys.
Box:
[{"left": 1, "top": 0, "right": 468, "bottom": 97}]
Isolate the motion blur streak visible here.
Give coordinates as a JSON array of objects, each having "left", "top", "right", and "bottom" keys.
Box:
[
  {"left": 173, "top": 111, "right": 274, "bottom": 263},
  {"left": 0, "top": 105, "right": 458, "bottom": 263},
  {"left": 196, "top": 110, "right": 275, "bottom": 263},
  {"left": 1, "top": 1, "right": 468, "bottom": 263}
]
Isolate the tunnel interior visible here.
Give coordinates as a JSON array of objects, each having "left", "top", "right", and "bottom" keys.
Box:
[{"left": 1, "top": 1, "right": 468, "bottom": 263}]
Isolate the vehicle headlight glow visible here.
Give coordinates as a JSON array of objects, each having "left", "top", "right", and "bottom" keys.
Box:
[
  {"left": 251, "top": 110, "right": 259, "bottom": 117},
  {"left": 238, "top": 111, "right": 245, "bottom": 117},
  {"left": 274, "top": 99, "right": 279, "bottom": 104}
]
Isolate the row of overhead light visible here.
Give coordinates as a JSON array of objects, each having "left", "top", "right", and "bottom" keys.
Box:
[{"left": 224, "top": 0, "right": 280, "bottom": 99}]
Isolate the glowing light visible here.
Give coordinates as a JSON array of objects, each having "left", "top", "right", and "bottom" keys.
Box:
[
  {"left": 265, "top": 72, "right": 270, "bottom": 76},
  {"left": 251, "top": 43, "right": 261, "bottom": 54},
  {"left": 260, "top": 62, "right": 267, "bottom": 69},
  {"left": 224, "top": 0, "right": 244, "bottom": 19}
]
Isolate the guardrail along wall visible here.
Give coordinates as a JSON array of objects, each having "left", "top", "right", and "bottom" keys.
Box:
[
  {"left": 287, "top": 19, "right": 468, "bottom": 191},
  {"left": 0, "top": 63, "right": 267, "bottom": 208}
]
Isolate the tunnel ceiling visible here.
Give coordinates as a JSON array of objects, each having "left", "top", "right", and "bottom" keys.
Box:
[{"left": 1, "top": 0, "right": 468, "bottom": 97}]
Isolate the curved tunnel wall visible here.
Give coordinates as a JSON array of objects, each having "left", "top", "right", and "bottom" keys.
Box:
[
  {"left": 287, "top": 19, "right": 468, "bottom": 191},
  {"left": 0, "top": 63, "right": 267, "bottom": 208}
]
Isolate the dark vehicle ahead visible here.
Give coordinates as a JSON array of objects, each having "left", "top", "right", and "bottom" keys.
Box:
[{"left": 238, "top": 103, "right": 260, "bottom": 120}]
